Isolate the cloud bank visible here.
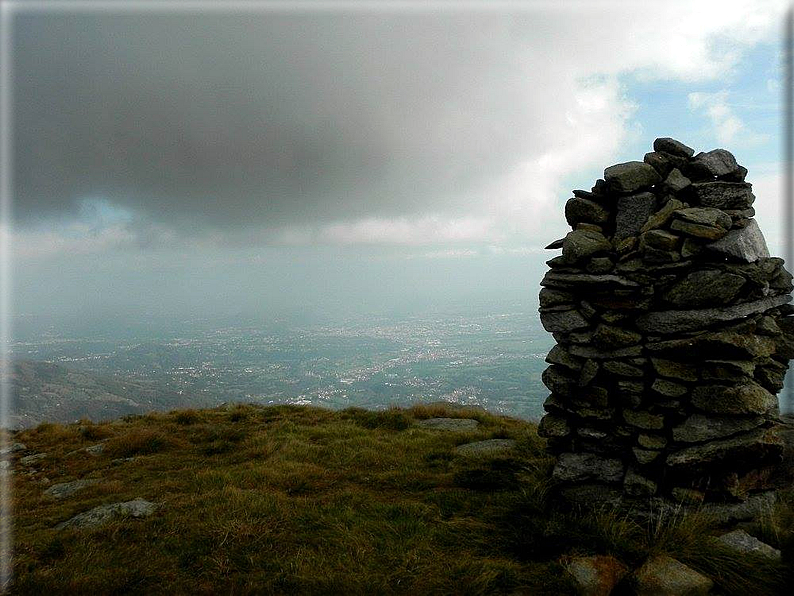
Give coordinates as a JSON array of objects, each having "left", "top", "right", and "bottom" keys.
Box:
[{"left": 11, "top": 1, "right": 786, "bottom": 256}]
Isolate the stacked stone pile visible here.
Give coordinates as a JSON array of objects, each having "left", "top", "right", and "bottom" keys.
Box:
[{"left": 537, "top": 138, "right": 794, "bottom": 509}]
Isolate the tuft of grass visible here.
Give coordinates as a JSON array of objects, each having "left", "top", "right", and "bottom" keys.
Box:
[
  {"left": 103, "top": 428, "right": 178, "bottom": 458},
  {"left": 341, "top": 407, "right": 412, "bottom": 431}
]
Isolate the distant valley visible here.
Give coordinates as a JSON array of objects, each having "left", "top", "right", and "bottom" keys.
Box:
[
  {"left": 8, "top": 307, "right": 555, "bottom": 427},
  {"left": 3, "top": 360, "right": 212, "bottom": 429}
]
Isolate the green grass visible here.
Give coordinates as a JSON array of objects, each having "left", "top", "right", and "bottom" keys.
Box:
[{"left": 8, "top": 404, "right": 794, "bottom": 594}]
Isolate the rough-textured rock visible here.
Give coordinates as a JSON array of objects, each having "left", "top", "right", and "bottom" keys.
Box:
[
  {"left": 717, "top": 529, "right": 781, "bottom": 560},
  {"left": 666, "top": 427, "right": 783, "bottom": 470},
  {"left": 540, "top": 309, "right": 590, "bottom": 334},
  {"left": 565, "top": 555, "right": 629, "bottom": 596},
  {"left": 642, "top": 229, "right": 680, "bottom": 251},
  {"left": 56, "top": 498, "right": 157, "bottom": 530},
  {"left": 592, "top": 324, "right": 642, "bottom": 349},
  {"left": 615, "top": 192, "right": 657, "bottom": 240},
  {"left": 44, "top": 479, "right": 98, "bottom": 500},
  {"left": 552, "top": 452, "right": 624, "bottom": 483},
  {"left": 661, "top": 168, "right": 691, "bottom": 193},
  {"left": 635, "top": 294, "right": 791, "bottom": 334},
  {"left": 455, "top": 439, "right": 516, "bottom": 456},
  {"left": 690, "top": 382, "right": 779, "bottom": 415},
  {"left": 705, "top": 219, "right": 769, "bottom": 263},
  {"left": 674, "top": 206, "right": 732, "bottom": 230},
  {"left": 605, "top": 161, "right": 661, "bottom": 194},
  {"left": 416, "top": 418, "right": 479, "bottom": 431},
  {"left": 690, "top": 148, "right": 739, "bottom": 177},
  {"left": 669, "top": 218, "right": 729, "bottom": 240},
  {"left": 672, "top": 414, "right": 766, "bottom": 443},
  {"left": 623, "top": 410, "right": 665, "bottom": 430},
  {"left": 663, "top": 269, "right": 745, "bottom": 308},
  {"left": 641, "top": 198, "right": 685, "bottom": 233},
  {"left": 689, "top": 181, "right": 754, "bottom": 210},
  {"left": 537, "top": 414, "right": 571, "bottom": 438},
  {"left": 563, "top": 229, "right": 612, "bottom": 263},
  {"left": 653, "top": 137, "right": 695, "bottom": 158},
  {"left": 565, "top": 197, "right": 610, "bottom": 227},
  {"left": 632, "top": 555, "right": 713, "bottom": 596},
  {"left": 20, "top": 453, "right": 46, "bottom": 465}
]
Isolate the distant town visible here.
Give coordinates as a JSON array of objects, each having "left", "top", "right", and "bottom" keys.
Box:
[{"left": 9, "top": 304, "right": 556, "bottom": 425}]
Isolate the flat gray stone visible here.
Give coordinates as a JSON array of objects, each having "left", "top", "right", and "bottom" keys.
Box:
[
  {"left": 635, "top": 295, "right": 792, "bottom": 334},
  {"left": 623, "top": 409, "right": 665, "bottom": 430},
  {"left": 415, "top": 418, "right": 479, "bottom": 431},
  {"left": 85, "top": 444, "right": 105, "bottom": 455},
  {"left": 669, "top": 218, "right": 728, "bottom": 240},
  {"left": 454, "top": 439, "right": 516, "bottom": 456},
  {"left": 717, "top": 529, "right": 781, "bottom": 560},
  {"left": 641, "top": 198, "right": 686, "bottom": 233},
  {"left": 690, "top": 382, "right": 779, "bottom": 415},
  {"left": 689, "top": 181, "right": 754, "bottom": 210},
  {"left": 705, "top": 219, "right": 769, "bottom": 263},
  {"left": 542, "top": 366, "right": 576, "bottom": 395},
  {"left": 651, "top": 358, "right": 697, "bottom": 381},
  {"left": 562, "top": 229, "right": 611, "bottom": 262},
  {"left": 545, "top": 345, "right": 583, "bottom": 371},
  {"left": 592, "top": 324, "right": 642, "bottom": 349},
  {"left": 540, "top": 309, "right": 590, "bottom": 334},
  {"left": 541, "top": 272, "right": 640, "bottom": 289},
  {"left": 539, "top": 288, "right": 574, "bottom": 308},
  {"left": 603, "top": 360, "right": 644, "bottom": 377},
  {"left": 651, "top": 378, "right": 688, "bottom": 398},
  {"left": 653, "top": 138, "right": 695, "bottom": 158},
  {"left": 691, "top": 148, "right": 739, "bottom": 177},
  {"left": 56, "top": 498, "right": 157, "bottom": 530},
  {"left": 661, "top": 168, "right": 691, "bottom": 193},
  {"left": 633, "top": 555, "right": 713, "bottom": 596},
  {"left": 703, "top": 491, "right": 777, "bottom": 524},
  {"left": 615, "top": 192, "right": 657, "bottom": 240},
  {"left": 605, "top": 161, "right": 661, "bottom": 194},
  {"left": 552, "top": 452, "right": 624, "bottom": 483},
  {"left": 537, "top": 414, "right": 571, "bottom": 438},
  {"left": 672, "top": 414, "right": 765, "bottom": 443},
  {"left": 565, "top": 197, "right": 610, "bottom": 226},
  {"left": 673, "top": 207, "right": 732, "bottom": 229},
  {"left": 44, "top": 479, "right": 99, "bottom": 500},
  {"left": 663, "top": 269, "right": 746, "bottom": 308},
  {"left": 666, "top": 427, "right": 783, "bottom": 469},
  {"left": 20, "top": 453, "right": 46, "bottom": 465}
]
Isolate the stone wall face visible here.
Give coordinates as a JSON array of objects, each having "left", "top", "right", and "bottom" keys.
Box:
[{"left": 538, "top": 138, "right": 794, "bottom": 508}]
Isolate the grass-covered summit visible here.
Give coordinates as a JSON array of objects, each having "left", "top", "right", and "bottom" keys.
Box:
[{"left": 8, "top": 404, "right": 794, "bottom": 594}]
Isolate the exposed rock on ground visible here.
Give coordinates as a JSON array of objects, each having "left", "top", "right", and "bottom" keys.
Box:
[{"left": 55, "top": 498, "right": 157, "bottom": 530}]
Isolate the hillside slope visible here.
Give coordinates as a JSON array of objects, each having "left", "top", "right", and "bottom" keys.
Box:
[
  {"left": 3, "top": 360, "right": 209, "bottom": 429},
  {"left": 7, "top": 404, "right": 794, "bottom": 595}
]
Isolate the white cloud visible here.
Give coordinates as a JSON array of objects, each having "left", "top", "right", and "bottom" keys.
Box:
[{"left": 688, "top": 90, "right": 768, "bottom": 146}]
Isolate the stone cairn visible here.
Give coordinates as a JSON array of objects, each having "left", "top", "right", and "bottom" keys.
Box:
[{"left": 538, "top": 138, "right": 794, "bottom": 513}]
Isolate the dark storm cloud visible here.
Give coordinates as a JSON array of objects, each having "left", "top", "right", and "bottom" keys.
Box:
[{"left": 12, "top": 11, "right": 540, "bottom": 232}]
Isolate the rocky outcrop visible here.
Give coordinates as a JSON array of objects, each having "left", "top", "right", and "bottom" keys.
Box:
[{"left": 538, "top": 138, "right": 792, "bottom": 510}]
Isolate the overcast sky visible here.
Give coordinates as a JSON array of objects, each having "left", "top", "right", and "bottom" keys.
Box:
[{"left": 8, "top": 0, "right": 790, "bottom": 330}]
